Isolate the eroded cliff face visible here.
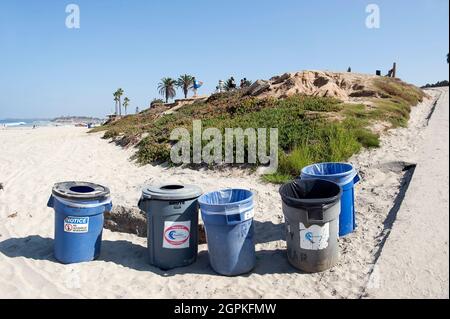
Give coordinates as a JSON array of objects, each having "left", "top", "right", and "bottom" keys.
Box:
[{"left": 246, "top": 70, "right": 393, "bottom": 101}]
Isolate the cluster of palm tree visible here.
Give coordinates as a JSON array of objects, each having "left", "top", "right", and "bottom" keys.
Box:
[
  {"left": 115, "top": 73, "right": 255, "bottom": 112},
  {"left": 113, "top": 88, "right": 131, "bottom": 115},
  {"left": 158, "top": 74, "right": 196, "bottom": 103},
  {"left": 223, "top": 77, "right": 252, "bottom": 92}
]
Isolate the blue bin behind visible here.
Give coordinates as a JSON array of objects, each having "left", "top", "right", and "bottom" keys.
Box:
[
  {"left": 199, "top": 189, "right": 255, "bottom": 276},
  {"left": 300, "top": 163, "right": 360, "bottom": 236},
  {"left": 47, "top": 182, "right": 112, "bottom": 264}
]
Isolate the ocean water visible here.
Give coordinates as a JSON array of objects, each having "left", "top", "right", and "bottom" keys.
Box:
[{"left": 0, "top": 118, "right": 53, "bottom": 127}]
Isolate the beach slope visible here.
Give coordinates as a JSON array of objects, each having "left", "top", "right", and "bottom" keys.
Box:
[{"left": 0, "top": 89, "right": 447, "bottom": 298}]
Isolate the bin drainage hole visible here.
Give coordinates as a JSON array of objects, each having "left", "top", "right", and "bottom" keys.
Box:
[
  {"left": 160, "top": 185, "right": 184, "bottom": 190},
  {"left": 70, "top": 186, "right": 95, "bottom": 193}
]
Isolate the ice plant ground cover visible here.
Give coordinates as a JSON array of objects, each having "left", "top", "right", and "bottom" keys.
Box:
[{"left": 92, "top": 75, "right": 425, "bottom": 183}]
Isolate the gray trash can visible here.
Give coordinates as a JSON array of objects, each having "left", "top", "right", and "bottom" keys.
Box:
[
  {"left": 138, "top": 184, "right": 203, "bottom": 270},
  {"left": 279, "top": 179, "right": 341, "bottom": 273}
]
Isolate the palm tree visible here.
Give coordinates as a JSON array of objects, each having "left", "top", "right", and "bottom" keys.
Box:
[
  {"left": 158, "top": 78, "right": 177, "bottom": 103},
  {"left": 123, "top": 97, "right": 130, "bottom": 115},
  {"left": 224, "top": 77, "right": 237, "bottom": 92},
  {"left": 116, "top": 88, "right": 124, "bottom": 116},
  {"left": 241, "top": 78, "right": 252, "bottom": 88},
  {"left": 113, "top": 92, "right": 120, "bottom": 115},
  {"left": 176, "top": 74, "right": 194, "bottom": 99}
]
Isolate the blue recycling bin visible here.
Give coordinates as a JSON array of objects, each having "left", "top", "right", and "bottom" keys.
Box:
[
  {"left": 47, "top": 182, "right": 112, "bottom": 264},
  {"left": 300, "top": 163, "right": 360, "bottom": 237},
  {"left": 199, "top": 189, "right": 255, "bottom": 276}
]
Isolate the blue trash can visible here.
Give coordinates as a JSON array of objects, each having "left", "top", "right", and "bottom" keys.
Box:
[
  {"left": 300, "top": 163, "right": 360, "bottom": 237},
  {"left": 198, "top": 189, "right": 255, "bottom": 276},
  {"left": 47, "top": 182, "right": 112, "bottom": 264}
]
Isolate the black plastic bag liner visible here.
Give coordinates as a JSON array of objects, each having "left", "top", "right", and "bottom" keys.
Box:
[
  {"left": 279, "top": 179, "right": 341, "bottom": 209},
  {"left": 279, "top": 179, "right": 342, "bottom": 273}
]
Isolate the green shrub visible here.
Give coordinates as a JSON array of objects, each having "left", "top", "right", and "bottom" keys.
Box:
[
  {"left": 136, "top": 137, "right": 171, "bottom": 164},
  {"left": 95, "top": 82, "right": 422, "bottom": 183},
  {"left": 103, "top": 130, "right": 119, "bottom": 139},
  {"left": 262, "top": 173, "right": 293, "bottom": 184},
  {"left": 354, "top": 129, "right": 380, "bottom": 148},
  {"left": 373, "top": 78, "right": 425, "bottom": 106}
]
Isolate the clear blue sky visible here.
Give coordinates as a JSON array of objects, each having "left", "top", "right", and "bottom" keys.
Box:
[{"left": 1, "top": 0, "right": 448, "bottom": 119}]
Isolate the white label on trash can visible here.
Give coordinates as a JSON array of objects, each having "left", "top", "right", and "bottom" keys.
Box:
[
  {"left": 64, "top": 216, "right": 89, "bottom": 233},
  {"left": 163, "top": 221, "right": 190, "bottom": 249},
  {"left": 243, "top": 209, "right": 254, "bottom": 221},
  {"left": 299, "top": 222, "right": 329, "bottom": 250}
]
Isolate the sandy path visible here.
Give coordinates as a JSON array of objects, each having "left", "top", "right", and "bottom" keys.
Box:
[
  {"left": 367, "top": 87, "right": 449, "bottom": 299},
  {"left": 0, "top": 89, "right": 445, "bottom": 299}
]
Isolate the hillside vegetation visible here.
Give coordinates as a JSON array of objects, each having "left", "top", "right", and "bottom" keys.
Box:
[{"left": 91, "top": 73, "right": 425, "bottom": 183}]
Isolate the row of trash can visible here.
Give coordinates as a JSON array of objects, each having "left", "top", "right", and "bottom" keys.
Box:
[{"left": 47, "top": 162, "right": 360, "bottom": 274}]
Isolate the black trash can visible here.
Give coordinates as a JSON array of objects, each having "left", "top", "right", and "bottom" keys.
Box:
[{"left": 279, "top": 179, "right": 341, "bottom": 273}]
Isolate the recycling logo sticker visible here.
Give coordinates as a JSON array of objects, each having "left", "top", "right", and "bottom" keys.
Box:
[
  {"left": 163, "top": 221, "right": 190, "bottom": 249},
  {"left": 299, "top": 222, "right": 329, "bottom": 250}
]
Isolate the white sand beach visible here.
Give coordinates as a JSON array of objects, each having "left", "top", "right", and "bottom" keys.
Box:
[{"left": 0, "top": 88, "right": 448, "bottom": 299}]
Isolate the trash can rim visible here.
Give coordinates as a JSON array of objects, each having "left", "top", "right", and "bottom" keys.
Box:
[
  {"left": 301, "top": 162, "right": 355, "bottom": 178},
  {"left": 198, "top": 188, "right": 254, "bottom": 207},
  {"left": 279, "top": 179, "right": 342, "bottom": 207},
  {"left": 142, "top": 183, "right": 203, "bottom": 201},
  {"left": 52, "top": 181, "right": 110, "bottom": 201}
]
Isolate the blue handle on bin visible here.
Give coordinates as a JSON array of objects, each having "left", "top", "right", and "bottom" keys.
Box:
[
  {"left": 354, "top": 174, "right": 361, "bottom": 184},
  {"left": 224, "top": 208, "right": 254, "bottom": 225},
  {"left": 226, "top": 212, "right": 245, "bottom": 225},
  {"left": 47, "top": 195, "right": 54, "bottom": 208},
  {"left": 105, "top": 202, "right": 113, "bottom": 212}
]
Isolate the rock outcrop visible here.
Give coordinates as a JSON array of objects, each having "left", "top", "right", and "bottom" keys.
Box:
[{"left": 245, "top": 70, "right": 388, "bottom": 101}]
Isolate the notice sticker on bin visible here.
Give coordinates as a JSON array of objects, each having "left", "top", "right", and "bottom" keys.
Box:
[
  {"left": 64, "top": 216, "right": 89, "bottom": 233},
  {"left": 163, "top": 221, "right": 190, "bottom": 249}
]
